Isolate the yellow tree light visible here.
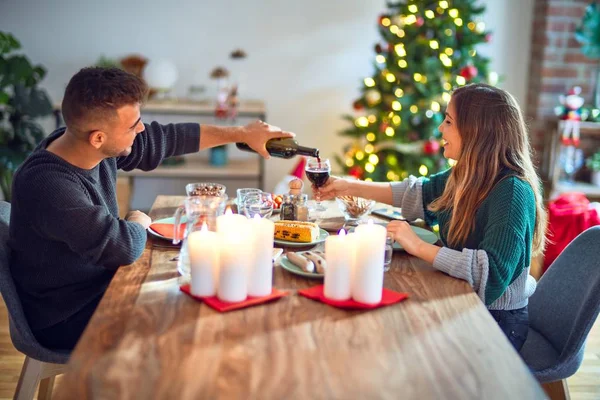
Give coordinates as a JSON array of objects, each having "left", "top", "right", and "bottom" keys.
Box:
[
  {"left": 365, "top": 163, "right": 375, "bottom": 173},
  {"left": 367, "top": 114, "right": 377, "bottom": 123},
  {"left": 345, "top": 158, "right": 354, "bottom": 167},
  {"left": 396, "top": 29, "right": 406, "bottom": 38},
  {"left": 392, "top": 115, "right": 401, "bottom": 125},
  {"left": 356, "top": 151, "right": 365, "bottom": 160},
  {"left": 449, "top": 8, "right": 459, "bottom": 18},
  {"left": 404, "top": 15, "right": 417, "bottom": 25},
  {"left": 429, "top": 40, "right": 439, "bottom": 50},
  {"left": 425, "top": 10, "right": 435, "bottom": 19},
  {"left": 456, "top": 76, "right": 466, "bottom": 86},
  {"left": 419, "top": 165, "right": 429, "bottom": 176},
  {"left": 385, "top": 126, "right": 395, "bottom": 136},
  {"left": 364, "top": 77, "right": 375, "bottom": 87},
  {"left": 442, "top": 92, "right": 451, "bottom": 102},
  {"left": 356, "top": 117, "right": 369, "bottom": 127},
  {"left": 366, "top": 132, "right": 376, "bottom": 141},
  {"left": 439, "top": 1, "right": 449, "bottom": 9},
  {"left": 444, "top": 48, "right": 453, "bottom": 56},
  {"left": 368, "top": 154, "right": 379, "bottom": 165},
  {"left": 395, "top": 88, "right": 404, "bottom": 97},
  {"left": 455, "top": 18, "right": 463, "bottom": 26},
  {"left": 365, "top": 144, "right": 374, "bottom": 153},
  {"left": 395, "top": 44, "right": 406, "bottom": 57},
  {"left": 381, "top": 17, "right": 391, "bottom": 26},
  {"left": 431, "top": 101, "right": 441, "bottom": 112},
  {"left": 392, "top": 101, "right": 402, "bottom": 111},
  {"left": 386, "top": 73, "right": 396, "bottom": 83},
  {"left": 413, "top": 73, "right": 423, "bottom": 82},
  {"left": 390, "top": 25, "right": 400, "bottom": 34},
  {"left": 398, "top": 60, "right": 408, "bottom": 68},
  {"left": 410, "top": 105, "right": 418, "bottom": 113},
  {"left": 408, "top": 4, "right": 418, "bottom": 13},
  {"left": 376, "top": 55, "right": 386, "bottom": 64}
]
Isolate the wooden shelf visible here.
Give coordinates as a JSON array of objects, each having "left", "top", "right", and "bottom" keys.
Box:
[{"left": 118, "top": 157, "right": 259, "bottom": 179}]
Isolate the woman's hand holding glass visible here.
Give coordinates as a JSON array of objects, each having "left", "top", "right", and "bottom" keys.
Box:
[
  {"left": 385, "top": 220, "right": 423, "bottom": 256},
  {"left": 311, "top": 176, "right": 353, "bottom": 201}
]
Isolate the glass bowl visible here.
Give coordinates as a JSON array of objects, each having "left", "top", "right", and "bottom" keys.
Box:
[
  {"left": 336, "top": 196, "right": 376, "bottom": 226},
  {"left": 186, "top": 182, "right": 226, "bottom": 197}
]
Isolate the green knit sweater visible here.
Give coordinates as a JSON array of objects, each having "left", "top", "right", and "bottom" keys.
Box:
[{"left": 422, "top": 169, "right": 536, "bottom": 304}]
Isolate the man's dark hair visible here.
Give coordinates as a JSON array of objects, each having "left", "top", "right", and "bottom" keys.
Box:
[{"left": 61, "top": 67, "right": 147, "bottom": 135}]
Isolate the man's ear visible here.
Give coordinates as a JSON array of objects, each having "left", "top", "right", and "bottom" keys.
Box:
[{"left": 88, "top": 130, "right": 106, "bottom": 150}]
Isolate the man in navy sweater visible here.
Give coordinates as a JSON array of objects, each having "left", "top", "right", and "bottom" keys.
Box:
[{"left": 8, "top": 67, "right": 293, "bottom": 350}]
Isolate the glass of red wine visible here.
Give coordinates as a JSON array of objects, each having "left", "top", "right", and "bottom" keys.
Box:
[{"left": 305, "top": 157, "right": 331, "bottom": 212}]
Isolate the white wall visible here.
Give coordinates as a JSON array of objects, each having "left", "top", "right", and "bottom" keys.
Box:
[{"left": 1, "top": 0, "right": 533, "bottom": 192}]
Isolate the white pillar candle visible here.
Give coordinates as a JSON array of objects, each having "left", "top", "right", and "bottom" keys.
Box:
[
  {"left": 324, "top": 229, "right": 353, "bottom": 301},
  {"left": 188, "top": 223, "right": 219, "bottom": 297},
  {"left": 352, "top": 220, "right": 386, "bottom": 304},
  {"left": 247, "top": 214, "right": 275, "bottom": 297},
  {"left": 217, "top": 214, "right": 251, "bottom": 302},
  {"left": 216, "top": 207, "right": 248, "bottom": 236}
]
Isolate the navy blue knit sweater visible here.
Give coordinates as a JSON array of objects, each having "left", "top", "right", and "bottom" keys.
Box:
[{"left": 9, "top": 122, "right": 200, "bottom": 330}]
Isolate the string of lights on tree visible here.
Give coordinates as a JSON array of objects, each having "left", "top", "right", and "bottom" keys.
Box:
[{"left": 336, "top": 0, "right": 498, "bottom": 182}]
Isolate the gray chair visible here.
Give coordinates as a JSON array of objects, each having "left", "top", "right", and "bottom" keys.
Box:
[
  {"left": 0, "top": 201, "right": 69, "bottom": 400},
  {"left": 520, "top": 225, "right": 600, "bottom": 399}
]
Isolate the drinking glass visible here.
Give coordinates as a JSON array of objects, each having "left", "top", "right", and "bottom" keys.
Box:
[
  {"left": 236, "top": 188, "right": 261, "bottom": 215},
  {"left": 306, "top": 158, "right": 331, "bottom": 212},
  {"left": 243, "top": 192, "right": 274, "bottom": 219}
]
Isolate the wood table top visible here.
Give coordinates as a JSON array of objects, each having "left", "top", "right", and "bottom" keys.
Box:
[{"left": 55, "top": 196, "right": 545, "bottom": 400}]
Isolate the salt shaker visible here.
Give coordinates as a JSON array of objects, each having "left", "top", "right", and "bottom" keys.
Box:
[
  {"left": 294, "top": 194, "right": 309, "bottom": 221},
  {"left": 280, "top": 195, "right": 296, "bottom": 220}
]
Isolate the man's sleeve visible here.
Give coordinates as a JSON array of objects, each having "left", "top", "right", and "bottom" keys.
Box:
[{"left": 117, "top": 122, "right": 200, "bottom": 171}]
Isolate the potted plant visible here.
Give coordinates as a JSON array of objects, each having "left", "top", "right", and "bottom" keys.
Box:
[
  {"left": 0, "top": 31, "right": 53, "bottom": 201},
  {"left": 587, "top": 151, "right": 600, "bottom": 186}
]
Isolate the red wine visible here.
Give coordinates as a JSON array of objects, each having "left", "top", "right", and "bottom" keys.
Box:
[
  {"left": 306, "top": 169, "right": 329, "bottom": 187},
  {"left": 236, "top": 138, "right": 319, "bottom": 159}
]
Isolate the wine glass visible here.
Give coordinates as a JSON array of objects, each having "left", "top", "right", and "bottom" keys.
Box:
[{"left": 306, "top": 158, "right": 331, "bottom": 212}]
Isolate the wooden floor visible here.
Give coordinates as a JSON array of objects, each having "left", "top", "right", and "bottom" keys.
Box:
[{"left": 0, "top": 297, "right": 598, "bottom": 399}]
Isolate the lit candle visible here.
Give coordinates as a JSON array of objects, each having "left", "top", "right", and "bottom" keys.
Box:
[
  {"left": 217, "top": 210, "right": 251, "bottom": 302},
  {"left": 352, "top": 219, "right": 386, "bottom": 304},
  {"left": 188, "top": 222, "right": 219, "bottom": 297},
  {"left": 247, "top": 214, "right": 275, "bottom": 297},
  {"left": 324, "top": 229, "right": 353, "bottom": 301}
]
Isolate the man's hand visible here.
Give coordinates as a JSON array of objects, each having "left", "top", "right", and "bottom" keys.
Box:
[
  {"left": 240, "top": 120, "right": 295, "bottom": 159},
  {"left": 125, "top": 210, "right": 152, "bottom": 229}
]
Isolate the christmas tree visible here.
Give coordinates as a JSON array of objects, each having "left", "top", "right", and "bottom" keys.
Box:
[{"left": 337, "top": 0, "right": 495, "bottom": 182}]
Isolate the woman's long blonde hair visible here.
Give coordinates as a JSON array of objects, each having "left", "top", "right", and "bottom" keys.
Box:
[{"left": 428, "top": 83, "right": 547, "bottom": 256}]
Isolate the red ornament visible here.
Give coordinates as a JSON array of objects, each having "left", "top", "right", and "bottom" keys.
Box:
[
  {"left": 423, "top": 139, "right": 440, "bottom": 155},
  {"left": 348, "top": 165, "right": 364, "bottom": 179},
  {"left": 459, "top": 65, "right": 478, "bottom": 81},
  {"left": 485, "top": 33, "right": 492, "bottom": 43},
  {"left": 353, "top": 100, "right": 364, "bottom": 111},
  {"left": 379, "top": 122, "right": 389, "bottom": 133},
  {"left": 415, "top": 17, "right": 424, "bottom": 27},
  {"left": 375, "top": 43, "right": 383, "bottom": 54}
]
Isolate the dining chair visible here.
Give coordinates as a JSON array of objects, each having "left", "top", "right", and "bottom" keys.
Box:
[
  {"left": 0, "top": 201, "right": 70, "bottom": 400},
  {"left": 520, "top": 225, "right": 600, "bottom": 400}
]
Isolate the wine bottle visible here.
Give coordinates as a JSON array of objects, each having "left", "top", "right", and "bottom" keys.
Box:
[{"left": 235, "top": 138, "right": 319, "bottom": 159}]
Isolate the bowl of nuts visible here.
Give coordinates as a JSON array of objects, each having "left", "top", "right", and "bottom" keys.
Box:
[
  {"left": 185, "top": 182, "right": 226, "bottom": 197},
  {"left": 336, "top": 196, "right": 376, "bottom": 226}
]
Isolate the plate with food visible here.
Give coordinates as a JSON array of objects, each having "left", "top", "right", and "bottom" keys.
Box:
[
  {"left": 279, "top": 250, "right": 325, "bottom": 279},
  {"left": 273, "top": 220, "right": 329, "bottom": 247}
]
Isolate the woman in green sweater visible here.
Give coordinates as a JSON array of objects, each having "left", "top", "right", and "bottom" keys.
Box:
[{"left": 315, "top": 83, "right": 547, "bottom": 350}]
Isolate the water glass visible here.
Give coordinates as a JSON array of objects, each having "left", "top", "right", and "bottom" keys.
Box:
[
  {"left": 384, "top": 235, "right": 394, "bottom": 272},
  {"left": 236, "top": 188, "right": 261, "bottom": 215},
  {"left": 243, "top": 192, "right": 274, "bottom": 219}
]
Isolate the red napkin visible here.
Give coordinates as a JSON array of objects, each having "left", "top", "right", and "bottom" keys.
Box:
[
  {"left": 298, "top": 285, "right": 409, "bottom": 309},
  {"left": 149, "top": 223, "right": 186, "bottom": 241},
  {"left": 179, "top": 284, "right": 289, "bottom": 312}
]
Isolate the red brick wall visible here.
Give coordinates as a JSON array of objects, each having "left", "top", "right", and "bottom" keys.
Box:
[{"left": 527, "top": 0, "right": 598, "bottom": 171}]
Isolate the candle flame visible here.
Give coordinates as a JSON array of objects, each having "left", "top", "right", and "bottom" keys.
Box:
[
  {"left": 201, "top": 222, "right": 208, "bottom": 232},
  {"left": 253, "top": 213, "right": 261, "bottom": 220},
  {"left": 225, "top": 206, "right": 233, "bottom": 215},
  {"left": 338, "top": 228, "right": 346, "bottom": 237}
]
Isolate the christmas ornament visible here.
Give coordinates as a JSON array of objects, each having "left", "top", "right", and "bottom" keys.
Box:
[
  {"left": 485, "top": 33, "right": 492, "bottom": 43},
  {"left": 348, "top": 165, "right": 364, "bottom": 179},
  {"left": 379, "top": 14, "right": 390, "bottom": 25},
  {"left": 459, "top": 65, "right": 478, "bottom": 80},
  {"left": 555, "top": 86, "right": 584, "bottom": 147},
  {"left": 415, "top": 17, "right": 425, "bottom": 27},
  {"left": 379, "top": 122, "right": 389, "bottom": 133},
  {"left": 375, "top": 43, "right": 383, "bottom": 54},
  {"left": 353, "top": 100, "right": 365, "bottom": 111},
  {"left": 423, "top": 139, "right": 440, "bottom": 155}
]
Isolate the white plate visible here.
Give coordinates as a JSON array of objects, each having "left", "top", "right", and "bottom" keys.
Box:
[{"left": 274, "top": 228, "right": 329, "bottom": 248}]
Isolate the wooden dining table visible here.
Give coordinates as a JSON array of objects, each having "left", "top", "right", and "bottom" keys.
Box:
[{"left": 55, "top": 195, "right": 546, "bottom": 400}]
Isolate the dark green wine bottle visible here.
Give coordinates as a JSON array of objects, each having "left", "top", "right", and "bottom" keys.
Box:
[{"left": 236, "top": 138, "right": 319, "bottom": 159}]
